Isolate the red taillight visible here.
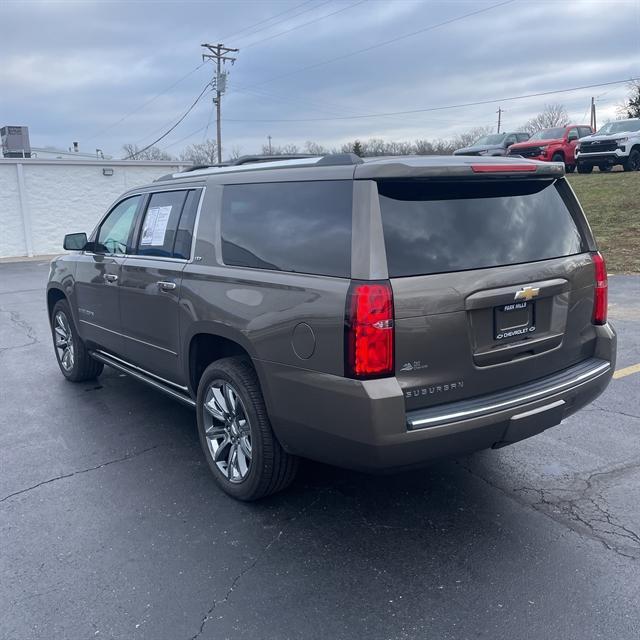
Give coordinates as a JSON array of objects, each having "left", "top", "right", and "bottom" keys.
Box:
[
  {"left": 471, "top": 164, "right": 537, "bottom": 173},
  {"left": 592, "top": 252, "right": 608, "bottom": 325},
  {"left": 345, "top": 282, "right": 394, "bottom": 378}
]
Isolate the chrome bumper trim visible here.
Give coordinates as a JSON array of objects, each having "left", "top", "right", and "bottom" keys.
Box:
[{"left": 407, "top": 358, "right": 610, "bottom": 430}]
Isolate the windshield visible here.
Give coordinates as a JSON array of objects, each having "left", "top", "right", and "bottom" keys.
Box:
[
  {"left": 597, "top": 120, "right": 640, "bottom": 135},
  {"left": 529, "top": 127, "right": 566, "bottom": 141},
  {"left": 473, "top": 134, "right": 506, "bottom": 146}
]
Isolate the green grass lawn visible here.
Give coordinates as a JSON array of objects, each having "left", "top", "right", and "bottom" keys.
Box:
[{"left": 567, "top": 172, "right": 640, "bottom": 273}]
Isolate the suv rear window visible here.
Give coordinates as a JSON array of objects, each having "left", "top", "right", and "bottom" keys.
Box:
[
  {"left": 378, "top": 180, "right": 586, "bottom": 277},
  {"left": 221, "top": 181, "right": 352, "bottom": 277}
]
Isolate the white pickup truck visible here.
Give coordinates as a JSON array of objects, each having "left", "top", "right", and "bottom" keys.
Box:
[{"left": 575, "top": 118, "right": 640, "bottom": 173}]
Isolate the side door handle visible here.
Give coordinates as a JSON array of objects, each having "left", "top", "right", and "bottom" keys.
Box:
[
  {"left": 103, "top": 273, "right": 118, "bottom": 283},
  {"left": 158, "top": 280, "right": 177, "bottom": 292}
]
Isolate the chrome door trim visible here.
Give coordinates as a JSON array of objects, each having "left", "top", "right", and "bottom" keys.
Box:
[
  {"left": 91, "top": 350, "right": 194, "bottom": 407},
  {"left": 189, "top": 186, "right": 206, "bottom": 263},
  {"left": 94, "top": 349, "right": 189, "bottom": 391},
  {"left": 84, "top": 186, "right": 205, "bottom": 264},
  {"left": 407, "top": 360, "right": 610, "bottom": 429},
  {"left": 79, "top": 319, "right": 178, "bottom": 356}
]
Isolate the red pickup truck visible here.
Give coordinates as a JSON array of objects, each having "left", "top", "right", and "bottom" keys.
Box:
[{"left": 507, "top": 125, "right": 594, "bottom": 172}]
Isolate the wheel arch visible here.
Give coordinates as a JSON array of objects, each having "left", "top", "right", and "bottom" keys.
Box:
[
  {"left": 46, "top": 286, "right": 67, "bottom": 320},
  {"left": 185, "top": 322, "right": 263, "bottom": 397}
]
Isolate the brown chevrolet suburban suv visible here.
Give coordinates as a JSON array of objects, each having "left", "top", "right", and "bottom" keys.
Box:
[{"left": 47, "top": 154, "right": 616, "bottom": 500}]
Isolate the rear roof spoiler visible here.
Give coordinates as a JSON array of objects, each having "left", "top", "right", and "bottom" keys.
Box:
[{"left": 354, "top": 157, "right": 564, "bottom": 180}]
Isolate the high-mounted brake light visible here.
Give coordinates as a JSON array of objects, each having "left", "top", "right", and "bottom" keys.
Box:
[
  {"left": 592, "top": 252, "right": 608, "bottom": 325},
  {"left": 471, "top": 164, "right": 537, "bottom": 173},
  {"left": 345, "top": 282, "right": 394, "bottom": 379}
]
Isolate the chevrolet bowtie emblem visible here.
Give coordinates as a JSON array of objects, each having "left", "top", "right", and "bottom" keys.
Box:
[{"left": 514, "top": 286, "right": 540, "bottom": 301}]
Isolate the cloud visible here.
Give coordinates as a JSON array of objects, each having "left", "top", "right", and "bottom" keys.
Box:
[{"left": 0, "top": 0, "right": 638, "bottom": 158}]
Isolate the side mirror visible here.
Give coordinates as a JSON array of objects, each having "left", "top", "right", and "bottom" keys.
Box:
[{"left": 63, "top": 232, "right": 88, "bottom": 251}]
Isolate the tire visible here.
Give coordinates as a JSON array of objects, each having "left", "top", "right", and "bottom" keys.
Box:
[
  {"left": 196, "top": 356, "right": 298, "bottom": 501},
  {"left": 51, "top": 299, "right": 103, "bottom": 382},
  {"left": 566, "top": 164, "right": 576, "bottom": 173},
  {"left": 551, "top": 152, "right": 565, "bottom": 169},
  {"left": 598, "top": 164, "right": 612, "bottom": 173},
  {"left": 624, "top": 149, "right": 640, "bottom": 172},
  {"left": 577, "top": 163, "right": 593, "bottom": 174}
]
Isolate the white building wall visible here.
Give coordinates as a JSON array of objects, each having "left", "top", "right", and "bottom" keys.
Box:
[
  {"left": 0, "top": 164, "right": 26, "bottom": 257},
  {"left": 0, "top": 159, "right": 189, "bottom": 258}
]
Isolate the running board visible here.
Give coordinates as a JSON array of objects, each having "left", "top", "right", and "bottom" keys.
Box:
[{"left": 90, "top": 351, "right": 195, "bottom": 408}]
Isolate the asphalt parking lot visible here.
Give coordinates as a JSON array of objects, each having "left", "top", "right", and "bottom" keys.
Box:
[{"left": 1, "top": 260, "right": 639, "bottom": 640}]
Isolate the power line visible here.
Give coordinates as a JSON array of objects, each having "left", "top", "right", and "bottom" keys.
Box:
[
  {"left": 202, "top": 97, "right": 216, "bottom": 143},
  {"left": 218, "top": 0, "right": 325, "bottom": 43},
  {"left": 161, "top": 124, "right": 209, "bottom": 151},
  {"left": 123, "top": 82, "right": 213, "bottom": 159},
  {"left": 85, "top": 62, "right": 207, "bottom": 142},
  {"left": 222, "top": 77, "right": 638, "bottom": 123},
  {"left": 233, "top": 0, "right": 516, "bottom": 91},
  {"left": 241, "top": 0, "right": 368, "bottom": 50}
]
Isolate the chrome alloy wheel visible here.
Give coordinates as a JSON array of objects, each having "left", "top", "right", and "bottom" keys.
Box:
[
  {"left": 54, "top": 311, "right": 75, "bottom": 372},
  {"left": 203, "top": 380, "right": 252, "bottom": 483}
]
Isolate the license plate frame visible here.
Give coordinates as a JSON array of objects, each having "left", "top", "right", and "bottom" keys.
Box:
[{"left": 494, "top": 301, "right": 536, "bottom": 341}]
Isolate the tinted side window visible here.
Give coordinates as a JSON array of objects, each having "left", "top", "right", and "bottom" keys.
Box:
[
  {"left": 221, "top": 181, "right": 352, "bottom": 277},
  {"left": 379, "top": 180, "right": 586, "bottom": 277},
  {"left": 96, "top": 196, "right": 141, "bottom": 254},
  {"left": 517, "top": 133, "right": 530, "bottom": 142},
  {"left": 578, "top": 127, "right": 592, "bottom": 138},
  {"left": 137, "top": 191, "right": 187, "bottom": 257},
  {"left": 173, "top": 189, "right": 201, "bottom": 259}
]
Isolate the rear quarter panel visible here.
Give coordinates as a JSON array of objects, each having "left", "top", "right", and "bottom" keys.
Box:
[{"left": 179, "top": 181, "right": 351, "bottom": 387}]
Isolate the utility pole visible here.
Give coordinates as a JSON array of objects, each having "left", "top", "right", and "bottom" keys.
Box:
[
  {"left": 267, "top": 135, "right": 273, "bottom": 154},
  {"left": 590, "top": 96, "right": 597, "bottom": 131},
  {"left": 201, "top": 42, "right": 239, "bottom": 164},
  {"left": 496, "top": 107, "right": 503, "bottom": 133}
]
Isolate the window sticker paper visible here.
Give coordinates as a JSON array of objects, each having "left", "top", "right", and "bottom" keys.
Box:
[{"left": 140, "top": 205, "right": 172, "bottom": 246}]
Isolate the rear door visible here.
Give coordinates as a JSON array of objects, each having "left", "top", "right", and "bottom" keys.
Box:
[
  {"left": 118, "top": 188, "right": 201, "bottom": 384},
  {"left": 376, "top": 177, "right": 597, "bottom": 411}
]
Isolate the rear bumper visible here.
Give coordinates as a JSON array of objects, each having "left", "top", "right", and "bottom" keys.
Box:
[{"left": 258, "top": 324, "right": 616, "bottom": 472}]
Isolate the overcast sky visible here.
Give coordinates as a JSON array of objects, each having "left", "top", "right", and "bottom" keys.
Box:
[{"left": 1, "top": 0, "right": 639, "bottom": 159}]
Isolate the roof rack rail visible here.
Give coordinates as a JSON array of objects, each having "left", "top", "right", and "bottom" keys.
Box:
[
  {"left": 155, "top": 152, "right": 363, "bottom": 181},
  {"left": 231, "top": 154, "right": 315, "bottom": 165}
]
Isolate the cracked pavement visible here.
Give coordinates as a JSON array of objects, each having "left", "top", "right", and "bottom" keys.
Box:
[{"left": 1, "top": 261, "right": 639, "bottom": 640}]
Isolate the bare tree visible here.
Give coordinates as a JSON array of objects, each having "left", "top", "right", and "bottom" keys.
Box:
[
  {"left": 386, "top": 141, "right": 414, "bottom": 155},
  {"left": 431, "top": 139, "right": 456, "bottom": 155},
  {"left": 452, "top": 126, "right": 494, "bottom": 150},
  {"left": 225, "top": 145, "right": 242, "bottom": 161},
  {"left": 522, "top": 104, "right": 570, "bottom": 133},
  {"left": 414, "top": 139, "right": 435, "bottom": 155},
  {"left": 179, "top": 139, "right": 218, "bottom": 165},
  {"left": 617, "top": 80, "right": 640, "bottom": 119},
  {"left": 260, "top": 143, "right": 300, "bottom": 155},
  {"left": 341, "top": 140, "right": 365, "bottom": 156},
  {"left": 122, "top": 144, "right": 174, "bottom": 160},
  {"left": 304, "top": 141, "right": 327, "bottom": 155}
]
